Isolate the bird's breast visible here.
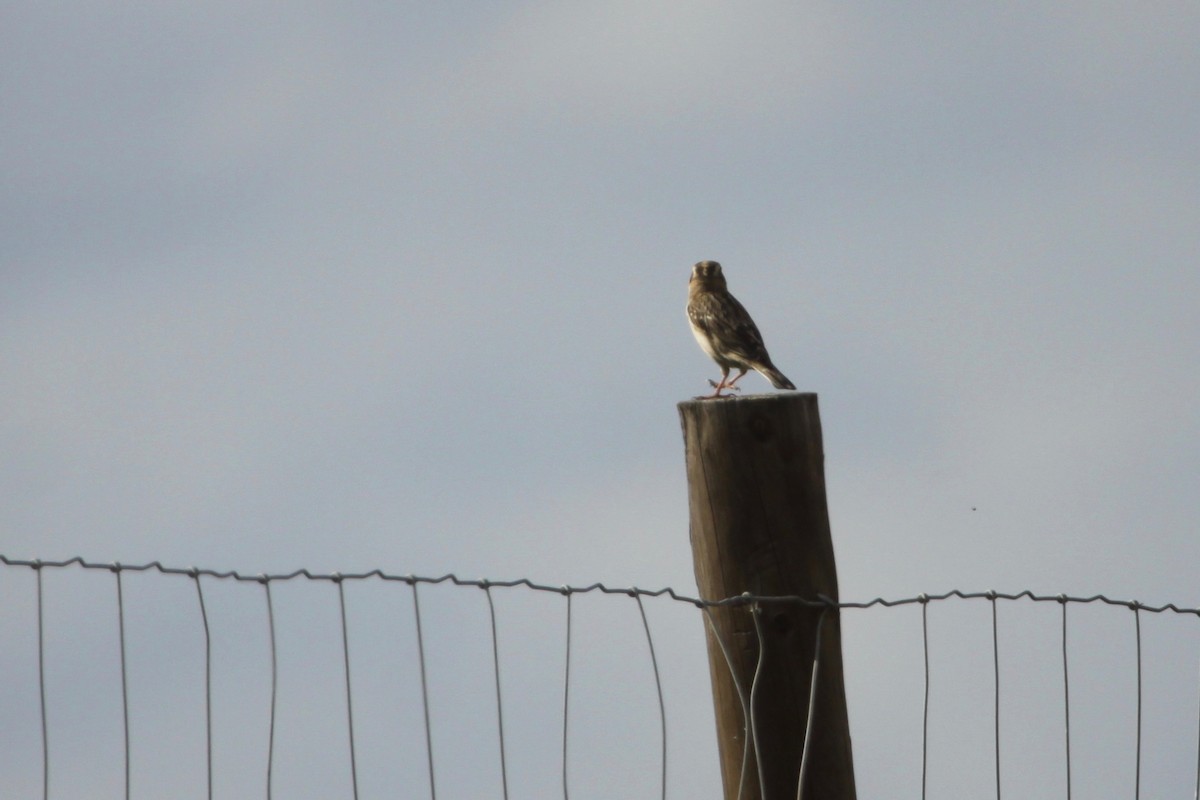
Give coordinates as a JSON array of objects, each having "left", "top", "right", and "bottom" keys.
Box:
[{"left": 689, "top": 320, "right": 720, "bottom": 361}]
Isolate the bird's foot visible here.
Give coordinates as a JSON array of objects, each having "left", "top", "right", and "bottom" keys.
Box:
[{"left": 707, "top": 379, "right": 741, "bottom": 392}]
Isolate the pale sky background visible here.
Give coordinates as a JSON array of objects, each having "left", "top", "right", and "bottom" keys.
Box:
[{"left": 2, "top": 2, "right": 1199, "bottom": 798}]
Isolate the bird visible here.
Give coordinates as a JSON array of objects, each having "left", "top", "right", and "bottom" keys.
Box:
[{"left": 687, "top": 260, "right": 795, "bottom": 398}]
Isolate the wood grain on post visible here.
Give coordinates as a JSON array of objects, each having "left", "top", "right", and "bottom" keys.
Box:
[{"left": 678, "top": 393, "right": 856, "bottom": 800}]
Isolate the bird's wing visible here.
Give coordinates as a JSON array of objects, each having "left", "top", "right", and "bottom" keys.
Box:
[{"left": 688, "top": 291, "right": 773, "bottom": 365}]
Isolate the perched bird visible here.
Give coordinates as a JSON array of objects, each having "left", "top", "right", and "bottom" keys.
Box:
[{"left": 687, "top": 260, "right": 795, "bottom": 398}]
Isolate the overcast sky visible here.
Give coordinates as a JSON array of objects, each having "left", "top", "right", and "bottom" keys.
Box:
[{"left": 2, "top": 2, "right": 1198, "bottom": 798}]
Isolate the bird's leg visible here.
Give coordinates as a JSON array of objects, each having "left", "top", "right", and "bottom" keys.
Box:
[
  {"left": 703, "top": 368, "right": 734, "bottom": 399},
  {"left": 709, "top": 377, "right": 743, "bottom": 392},
  {"left": 724, "top": 369, "right": 749, "bottom": 389}
]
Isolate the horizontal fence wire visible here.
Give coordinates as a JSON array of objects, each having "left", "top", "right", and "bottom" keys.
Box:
[
  {"left": 6, "top": 553, "right": 1200, "bottom": 800},
  {"left": 5, "top": 554, "right": 1200, "bottom": 615}
]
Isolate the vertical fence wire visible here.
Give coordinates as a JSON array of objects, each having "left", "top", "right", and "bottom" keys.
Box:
[
  {"left": 262, "top": 578, "right": 278, "bottom": 800},
  {"left": 1134, "top": 606, "right": 1142, "bottom": 800},
  {"left": 561, "top": 590, "right": 573, "bottom": 800},
  {"left": 1059, "top": 597, "right": 1071, "bottom": 800},
  {"left": 410, "top": 580, "right": 437, "bottom": 800},
  {"left": 192, "top": 571, "right": 213, "bottom": 800},
  {"left": 114, "top": 567, "right": 131, "bottom": 800},
  {"left": 483, "top": 584, "right": 510, "bottom": 800},
  {"left": 702, "top": 606, "right": 753, "bottom": 800},
  {"left": 990, "top": 592, "right": 1001, "bottom": 800},
  {"left": 36, "top": 564, "right": 49, "bottom": 800},
  {"left": 920, "top": 596, "right": 930, "bottom": 800},
  {"left": 633, "top": 593, "right": 668, "bottom": 800},
  {"left": 748, "top": 602, "right": 769, "bottom": 797},
  {"left": 1195, "top": 645, "right": 1200, "bottom": 800},
  {"left": 795, "top": 606, "right": 829, "bottom": 800},
  {"left": 336, "top": 578, "right": 360, "bottom": 800}
]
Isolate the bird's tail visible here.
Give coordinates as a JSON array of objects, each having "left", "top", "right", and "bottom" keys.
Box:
[{"left": 758, "top": 365, "right": 796, "bottom": 391}]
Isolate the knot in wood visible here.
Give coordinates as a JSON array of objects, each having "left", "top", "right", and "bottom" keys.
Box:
[{"left": 748, "top": 412, "right": 774, "bottom": 442}]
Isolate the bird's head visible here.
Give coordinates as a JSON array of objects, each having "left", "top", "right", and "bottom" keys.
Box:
[{"left": 690, "top": 260, "right": 727, "bottom": 290}]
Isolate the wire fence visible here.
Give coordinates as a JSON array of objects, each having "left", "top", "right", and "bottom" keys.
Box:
[{"left": 3, "top": 554, "right": 1200, "bottom": 799}]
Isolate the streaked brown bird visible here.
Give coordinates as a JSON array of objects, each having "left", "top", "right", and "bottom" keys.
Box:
[{"left": 687, "top": 260, "right": 796, "bottom": 398}]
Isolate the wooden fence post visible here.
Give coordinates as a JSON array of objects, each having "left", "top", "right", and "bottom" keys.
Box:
[{"left": 678, "top": 393, "right": 856, "bottom": 800}]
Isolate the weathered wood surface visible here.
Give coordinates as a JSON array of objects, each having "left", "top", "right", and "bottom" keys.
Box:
[{"left": 678, "top": 393, "right": 856, "bottom": 800}]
